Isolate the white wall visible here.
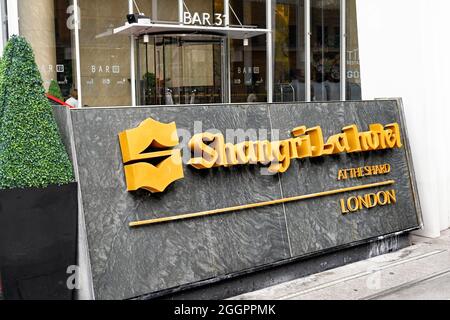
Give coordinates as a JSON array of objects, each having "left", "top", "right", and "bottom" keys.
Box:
[{"left": 357, "top": 0, "right": 450, "bottom": 238}]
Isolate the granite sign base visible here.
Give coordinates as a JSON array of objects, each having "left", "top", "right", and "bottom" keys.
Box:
[
  {"left": 142, "top": 233, "right": 411, "bottom": 300},
  {"left": 54, "top": 99, "right": 422, "bottom": 300}
]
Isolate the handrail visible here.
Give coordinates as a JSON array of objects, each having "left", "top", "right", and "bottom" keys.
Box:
[
  {"left": 46, "top": 94, "right": 74, "bottom": 109},
  {"left": 277, "top": 83, "right": 295, "bottom": 102}
]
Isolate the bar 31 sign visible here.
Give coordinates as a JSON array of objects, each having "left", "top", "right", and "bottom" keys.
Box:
[{"left": 183, "top": 11, "right": 225, "bottom": 26}]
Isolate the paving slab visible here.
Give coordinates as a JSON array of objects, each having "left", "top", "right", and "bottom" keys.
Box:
[{"left": 230, "top": 230, "right": 450, "bottom": 300}]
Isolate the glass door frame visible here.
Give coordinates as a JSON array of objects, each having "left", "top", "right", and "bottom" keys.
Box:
[
  {"left": 136, "top": 33, "right": 229, "bottom": 106},
  {"left": 287, "top": 0, "right": 346, "bottom": 103}
]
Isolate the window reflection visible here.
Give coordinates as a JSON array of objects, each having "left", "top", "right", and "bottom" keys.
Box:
[
  {"left": 79, "top": 0, "right": 131, "bottom": 107},
  {"left": 14, "top": 0, "right": 363, "bottom": 107},
  {"left": 346, "top": 0, "right": 362, "bottom": 100},
  {"left": 274, "top": 0, "right": 306, "bottom": 102},
  {"left": 229, "top": 0, "right": 266, "bottom": 28},
  {"left": 134, "top": 0, "right": 178, "bottom": 22},
  {"left": 134, "top": 0, "right": 224, "bottom": 24},
  {"left": 230, "top": 35, "right": 267, "bottom": 103},
  {"left": 17, "top": 0, "right": 76, "bottom": 102},
  {"left": 311, "top": 0, "right": 340, "bottom": 101},
  {"left": 137, "top": 35, "right": 224, "bottom": 106}
]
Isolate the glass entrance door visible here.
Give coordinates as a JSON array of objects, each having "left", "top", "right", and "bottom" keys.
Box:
[{"left": 137, "top": 34, "right": 226, "bottom": 106}]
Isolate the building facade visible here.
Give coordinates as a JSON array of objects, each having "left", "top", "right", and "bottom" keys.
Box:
[
  {"left": 0, "top": 0, "right": 361, "bottom": 107},
  {"left": 0, "top": 1, "right": 448, "bottom": 245}
]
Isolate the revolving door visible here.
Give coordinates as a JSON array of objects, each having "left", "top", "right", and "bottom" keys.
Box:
[{"left": 137, "top": 34, "right": 227, "bottom": 105}]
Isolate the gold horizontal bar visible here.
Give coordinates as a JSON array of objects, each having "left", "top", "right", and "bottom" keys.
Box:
[{"left": 129, "top": 180, "right": 395, "bottom": 228}]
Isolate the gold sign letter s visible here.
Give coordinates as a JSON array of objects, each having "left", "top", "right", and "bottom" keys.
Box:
[{"left": 118, "top": 118, "right": 184, "bottom": 193}]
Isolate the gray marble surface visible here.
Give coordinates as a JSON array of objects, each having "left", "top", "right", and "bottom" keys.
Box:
[
  {"left": 269, "top": 101, "right": 419, "bottom": 257},
  {"left": 59, "top": 101, "right": 421, "bottom": 300}
]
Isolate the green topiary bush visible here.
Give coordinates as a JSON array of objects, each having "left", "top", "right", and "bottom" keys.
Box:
[
  {"left": 48, "top": 79, "right": 63, "bottom": 101},
  {"left": 0, "top": 36, "right": 74, "bottom": 189}
]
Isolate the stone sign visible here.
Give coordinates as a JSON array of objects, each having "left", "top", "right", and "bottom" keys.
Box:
[{"left": 54, "top": 99, "right": 422, "bottom": 300}]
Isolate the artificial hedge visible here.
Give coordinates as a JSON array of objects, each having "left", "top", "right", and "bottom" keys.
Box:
[
  {"left": 0, "top": 36, "right": 74, "bottom": 189},
  {"left": 48, "top": 79, "right": 63, "bottom": 101}
]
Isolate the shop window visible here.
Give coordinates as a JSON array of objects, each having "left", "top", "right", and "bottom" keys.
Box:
[
  {"left": 17, "top": 0, "right": 76, "bottom": 103},
  {"left": 14, "top": 0, "right": 361, "bottom": 107},
  {"left": 229, "top": 0, "right": 266, "bottom": 28},
  {"left": 183, "top": 0, "right": 224, "bottom": 26},
  {"left": 346, "top": 0, "right": 362, "bottom": 100},
  {"left": 136, "top": 34, "right": 224, "bottom": 106},
  {"left": 311, "top": 0, "right": 341, "bottom": 102},
  {"left": 78, "top": 0, "right": 131, "bottom": 107},
  {"left": 228, "top": 0, "right": 267, "bottom": 103},
  {"left": 134, "top": 0, "right": 178, "bottom": 22},
  {"left": 230, "top": 35, "right": 267, "bottom": 103},
  {"left": 274, "top": 0, "right": 306, "bottom": 102},
  {"left": 136, "top": 0, "right": 265, "bottom": 27}
]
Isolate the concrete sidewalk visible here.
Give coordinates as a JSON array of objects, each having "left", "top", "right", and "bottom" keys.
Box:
[{"left": 230, "top": 230, "right": 450, "bottom": 300}]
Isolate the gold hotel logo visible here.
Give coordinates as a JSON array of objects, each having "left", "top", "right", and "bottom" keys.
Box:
[
  {"left": 118, "top": 118, "right": 184, "bottom": 193},
  {"left": 118, "top": 118, "right": 403, "bottom": 227}
]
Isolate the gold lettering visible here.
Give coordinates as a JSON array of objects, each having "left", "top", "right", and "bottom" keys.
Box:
[
  {"left": 188, "top": 133, "right": 219, "bottom": 169},
  {"left": 306, "top": 127, "right": 325, "bottom": 157},
  {"left": 235, "top": 141, "right": 258, "bottom": 165},
  {"left": 211, "top": 133, "right": 226, "bottom": 167},
  {"left": 268, "top": 141, "right": 283, "bottom": 174},
  {"left": 386, "top": 189, "right": 397, "bottom": 204},
  {"left": 347, "top": 197, "right": 360, "bottom": 212},
  {"left": 377, "top": 191, "right": 387, "bottom": 205},
  {"left": 356, "top": 167, "right": 363, "bottom": 178},
  {"left": 338, "top": 169, "right": 348, "bottom": 181},
  {"left": 367, "top": 193, "right": 378, "bottom": 208},
  {"left": 341, "top": 189, "right": 397, "bottom": 215},
  {"left": 369, "top": 124, "right": 387, "bottom": 150},
  {"left": 223, "top": 143, "right": 239, "bottom": 167},
  {"left": 297, "top": 135, "right": 313, "bottom": 158},
  {"left": 358, "top": 195, "right": 370, "bottom": 210},
  {"left": 340, "top": 199, "right": 349, "bottom": 214},
  {"left": 338, "top": 163, "right": 392, "bottom": 181},
  {"left": 187, "top": 124, "right": 403, "bottom": 173},
  {"left": 343, "top": 125, "right": 362, "bottom": 152},
  {"left": 385, "top": 123, "right": 403, "bottom": 148},
  {"left": 360, "top": 131, "right": 380, "bottom": 151},
  {"left": 288, "top": 138, "right": 300, "bottom": 159},
  {"left": 325, "top": 133, "right": 350, "bottom": 154},
  {"left": 291, "top": 126, "right": 306, "bottom": 137},
  {"left": 257, "top": 141, "right": 273, "bottom": 164},
  {"left": 277, "top": 140, "right": 292, "bottom": 173}
]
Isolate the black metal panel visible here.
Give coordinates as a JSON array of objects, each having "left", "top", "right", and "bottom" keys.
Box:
[{"left": 0, "top": 183, "right": 78, "bottom": 300}]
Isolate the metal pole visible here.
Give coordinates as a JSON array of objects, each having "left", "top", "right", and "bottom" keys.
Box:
[
  {"left": 6, "top": 0, "right": 19, "bottom": 36},
  {"left": 178, "top": 0, "right": 184, "bottom": 24},
  {"left": 224, "top": 0, "right": 231, "bottom": 103},
  {"left": 266, "top": 0, "right": 273, "bottom": 103},
  {"left": 129, "top": 0, "right": 137, "bottom": 106},
  {"left": 152, "top": 0, "right": 158, "bottom": 21},
  {"left": 0, "top": 0, "right": 6, "bottom": 54},
  {"left": 224, "top": 0, "right": 230, "bottom": 26},
  {"left": 340, "top": 0, "right": 346, "bottom": 101},
  {"left": 305, "top": 0, "right": 311, "bottom": 102}
]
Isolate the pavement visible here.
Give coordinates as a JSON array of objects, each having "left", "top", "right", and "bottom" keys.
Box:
[{"left": 230, "top": 229, "right": 450, "bottom": 300}]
